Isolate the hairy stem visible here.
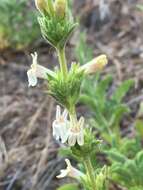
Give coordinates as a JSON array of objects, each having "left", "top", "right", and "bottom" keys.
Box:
[
  {"left": 57, "top": 47, "right": 68, "bottom": 79},
  {"left": 69, "top": 105, "right": 78, "bottom": 128}
]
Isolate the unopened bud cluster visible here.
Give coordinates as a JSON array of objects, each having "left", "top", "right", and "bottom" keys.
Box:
[
  {"left": 54, "top": 0, "right": 67, "bottom": 18},
  {"left": 35, "top": 0, "right": 77, "bottom": 49},
  {"left": 35, "top": 0, "right": 66, "bottom": 18}
]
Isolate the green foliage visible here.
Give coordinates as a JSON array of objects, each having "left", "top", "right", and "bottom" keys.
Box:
[
  {"left": 136, "top": 4, "right": 143, "bottom": 11},
  {"left": 95, "top": 166, "right": 109, "bottom": 190},
  {"left": 59, "top": 128, "right": 101, "bottom": 161},
  {"left": 0, "top": 0, "right": 40, "bottom": 50},
  {"left": 135, "top": 120, "right": 143, "bottom": 138},
  {"left": 80, "top": 75, "right": 134, "bottom": 147},
  {"left": 27, "top": 1, "right": 143, "bottom": 190},
  {"left": 75, "top": 31, "right": 93, "bottom": 64},
  {"left": 39, "top": 15, "right": 77, "bottom": 49},
  {"left": 135, "top": 102, "right": 143, "bottom": 139},
  {"left": 81, "top": 166, "right": 109, "bottom": 190},
  {"left": 57, "top": 183, "right": 79, "bottom": 190},
  {"left": 110, "top": 150, "right": 143, "bottom": 189},
  {"left": 105, "top": 149, "right": 127, "bottom": 163},
  {"left": 72, "top": 25, "right": 142, "bottom": 190},
  {"left": 71, "top": 128, "right": 101, "bottom": 160},
  {"left": 47, "top": 63, "right": 84, "bottom": 112},
  {"left": 111, "top": 79, "right": 134, "bottom": 103},
  {"left": 119, "top": 137, "right": 142, "bottom": 158},
  {"left": 103, "top": 129, "right": 142, "bottom": 160}
]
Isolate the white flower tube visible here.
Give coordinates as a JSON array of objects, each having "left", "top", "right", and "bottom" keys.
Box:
[
  {"left": 68, "top": 117, "right": 85, "bottom": 146},
  {"left": 81, "top": 54, "right": 108, "bottom": 74},
  {"left": 27, "top": 52, "right": 55, "bottom": 87},
  {"left": 52, "top": 105, "right": 69, "bottom": 143},
  {"left": 57, "top": 159, "right": 84, "bottom": 179}
]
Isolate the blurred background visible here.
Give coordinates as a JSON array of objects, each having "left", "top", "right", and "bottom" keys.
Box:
[{"left": 0, "top": 0, "right": 143, "bottom": 190}]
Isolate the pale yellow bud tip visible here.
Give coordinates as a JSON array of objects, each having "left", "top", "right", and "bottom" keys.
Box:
[
  {"left": 54, "top": 0, "right": 67, "bottom": 18},
  {"left": 81, "top": 54, "right": 108, "bottom": 74},
  {"left": 94, "top": 54, "right": 108, "bottom": 68},
  {"left": 35, "top": 0, "right": 47, "bottom": 13}
]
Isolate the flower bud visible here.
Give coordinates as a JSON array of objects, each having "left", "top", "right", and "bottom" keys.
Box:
[
  {"left": 54, "top": 0, "right": 67, "bottom": 19},
  {"left": 81, "top": 54, "right": 108, "bottom": 74},
  {"left": 35, "top": 0, "right": 47, "bottom": 14}
]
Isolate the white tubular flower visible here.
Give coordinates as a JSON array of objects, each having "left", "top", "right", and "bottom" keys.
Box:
[
  {"left": 81, "top": 54, "right": 108, "bottom": 74},
  {"left": 68, "top": 117, "right": 84, "bottom": 147},
  {"left": 27, "top": 52, "right": 54, "bottom": 87},
  {"left": 57, "top": 159, "right": 84, "bottom": 179},
  {"left": 52, "top": 105, "right": 69, "bottom": 143}
]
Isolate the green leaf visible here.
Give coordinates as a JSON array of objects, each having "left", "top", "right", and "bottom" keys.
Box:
[
  {"left": 135, "top": 120, "right": 143, "bottom": 138},
  {"left": 75, "top": 31, "right": 93, "bottom": 64},
  {"left": 95, "top": 75, "right": 113, "bottom": 111},
  {"left": 110, "top": 150, "right": 143, "bottom": 188},
  {"left": 0, "top": 0, "right": 40, "bottom": 50},
  {"left": 79, "top": 94, "right": 96, "bottom": 111},
  {"left": 136, "top": 4, "right": 143, "bottom": 11},
  {"left": 111, "top": 163, "right": 132, "bottom": 185},
  {"left": 105, "top": 149, "right": 127, "bottom": 163},
  {"left": 124, "top": 160, "right": 138, "bottom": 181},
  {"left": 95, "top": 75, "right": 113, "bottom": 98},
  {"left": 109, "top": 104, "right": 130, "bottom": 127},
  {"left": 120, "top": 137, "right": 142, "bottom": 158},
  {"left": 58, "top": 147, "right": 72, "bottom": 157},
  {"left": 112, "top": 79, "right": 134, "bottom": 103},
  {"left": 57, "top": 184, "right": 79, "bottom": 190},
  {"left": 135, "top": 150, "right": 143, "bottom": 165}
]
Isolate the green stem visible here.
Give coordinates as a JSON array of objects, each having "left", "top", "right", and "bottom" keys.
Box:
[
  {"left": 84, "top": 157, "right": 96, "bottom": 190},
  {"left": 69, "top": 105, "right": 77, "bottom": 127},
  {"left": 57, "top": 47, "right": 68, "bottom": 79}
]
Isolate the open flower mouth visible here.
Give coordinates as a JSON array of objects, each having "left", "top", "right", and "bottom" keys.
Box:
[
  {"left": 27, "top": 52, "right": 55, "bottom": 87},
  {"left": 56, "top": 159, "right": 85, "bottom": 179},
  {"left": 70, "top": 127, "right": 82, "bottom": 133}
]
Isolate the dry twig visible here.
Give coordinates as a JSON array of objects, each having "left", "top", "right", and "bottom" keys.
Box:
[
  {"left": 32, "top": 97, "right": 54, "bottom": 187},
  {"left": 17, "top": 98, "right": 49, "bottom": 145}
]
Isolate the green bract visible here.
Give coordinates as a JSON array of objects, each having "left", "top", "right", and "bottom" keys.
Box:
[
  {"left": 38, "top": 0, "right": 78, "bottom": 49},
  {"left": 47, "top": 63, "right": 84, "bottom": 112},
  {"left": 70, "top": 129, "right": 100, "bottom": 158}
]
